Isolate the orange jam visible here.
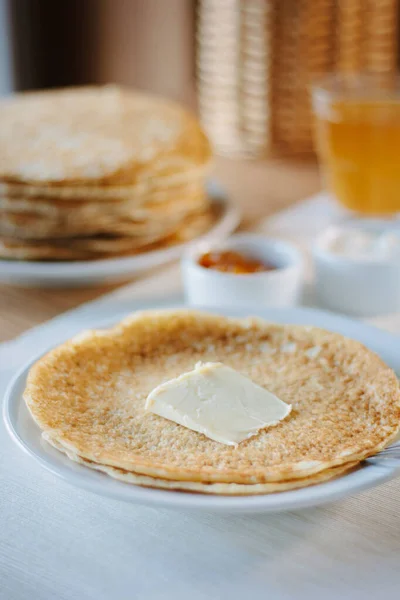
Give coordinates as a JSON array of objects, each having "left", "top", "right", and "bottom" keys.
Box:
[{"left": 198, "top": 250, "right": 275, "bottom": 274}]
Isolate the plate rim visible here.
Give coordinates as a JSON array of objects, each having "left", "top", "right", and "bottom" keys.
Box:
[{"left": 3, "top": 305, "right": 400, "bottom": 513}]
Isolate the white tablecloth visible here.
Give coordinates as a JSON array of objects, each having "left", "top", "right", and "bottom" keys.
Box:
[{"left": 1, "top": 194, "right": 400, "bottom": 600}]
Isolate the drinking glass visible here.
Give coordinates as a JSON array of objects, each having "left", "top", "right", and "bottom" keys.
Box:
[{"left": 312, "top": 73, "right": 400, "bottom": 216}]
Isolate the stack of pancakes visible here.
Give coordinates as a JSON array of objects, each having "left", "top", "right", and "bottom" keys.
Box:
[
  {"left": 0, "top": 86, "right": 212, "bottom": 261},
  {"left": 24, "top": 310, "right": 400, "bottom": 495}
]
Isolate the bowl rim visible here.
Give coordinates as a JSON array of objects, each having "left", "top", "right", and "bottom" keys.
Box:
[
  {"left": 312, "top": 225, "right": 400, "bottom": 267},
  {"left": 182, "top": 233, "right": 304, "bottom": 281}
]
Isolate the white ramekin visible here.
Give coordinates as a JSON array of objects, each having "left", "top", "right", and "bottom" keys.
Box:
[
  {"left": 313, "top": 226, "right": 400, "bottom": 317},
  {"left": 181, "top": 233, "right": 304, "bottom": 309}
]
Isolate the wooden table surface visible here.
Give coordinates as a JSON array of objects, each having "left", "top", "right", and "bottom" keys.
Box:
[{"left": 0, "top": 157, "right": 320, "bottom": 343}]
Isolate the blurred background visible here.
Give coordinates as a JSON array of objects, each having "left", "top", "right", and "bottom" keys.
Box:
[
  {"left": 1, "top": 0, "right": 399, "bottom": 159},
  {"left": 0, "top": 1, "right": 196, "bottom": 102},
  {"left": 2, "top": 0, "right": 400, "bottom": 332}
]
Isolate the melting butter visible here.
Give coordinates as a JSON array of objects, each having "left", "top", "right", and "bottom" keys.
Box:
[{"left": 144, "top": 362, "right": 291, "bottom": 446}]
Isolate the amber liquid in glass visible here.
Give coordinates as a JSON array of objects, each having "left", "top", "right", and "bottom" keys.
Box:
[{"left": 315, "top": 100, "right": 400, "bottom": 215}]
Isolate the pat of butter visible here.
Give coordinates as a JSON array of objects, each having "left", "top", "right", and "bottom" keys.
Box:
[{"left": 144, "top": 362, "right": 291, "bottom": 446}]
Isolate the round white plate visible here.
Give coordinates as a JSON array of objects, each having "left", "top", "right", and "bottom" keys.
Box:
[
  {"left": 0, "top": 181, "right": 240, "bottom": 288},
  {"left": 3, "top": 305, "right": 400, "bottom": 514}
]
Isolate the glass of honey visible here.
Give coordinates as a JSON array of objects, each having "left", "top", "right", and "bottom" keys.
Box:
[{"left": 312, "top": 74, "right": 400, "bottom": 216}]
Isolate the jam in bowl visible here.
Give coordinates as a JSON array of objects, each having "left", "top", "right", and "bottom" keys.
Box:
[{"left": 182, "top": 234, "right": 303, "bottom": 309}]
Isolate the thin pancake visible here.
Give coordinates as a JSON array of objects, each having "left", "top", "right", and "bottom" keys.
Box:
[
  {"left": 0, "top": 209, "right": 217, "bottom": 260},
  {"left": 0, "top": 190, "right": 207, "bottom": 239},
  {"left": 24, "top": 310, "right": 400, "bottom": 483},
  {"left": 45, "top": 434, "right": 359, "bottom": 496},
  {"left": 0, "top": 86, "right": 211, "bottom": 185},
  {"left": 0, "top": 181, "right": 205, "bottom": 215},
  {"left": 0, "top": 165, "right": 209, "bottom": 201}
]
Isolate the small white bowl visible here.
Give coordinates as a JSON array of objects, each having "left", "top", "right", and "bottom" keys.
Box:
[
  {"left": 181, "top": 234, "right": 304, "bottom": 309},
  {"left": 313, "top": 225, "right": 400, "bottom": 317}
]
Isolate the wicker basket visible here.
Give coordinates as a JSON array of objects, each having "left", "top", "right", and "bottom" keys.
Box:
[{"left": 197, "top": 0, "right": 398, "bottom": 158}]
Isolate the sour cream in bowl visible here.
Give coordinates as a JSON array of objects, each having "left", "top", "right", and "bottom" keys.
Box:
[{"left": 313, "top": 221, "right": 400, "bottom": 316}]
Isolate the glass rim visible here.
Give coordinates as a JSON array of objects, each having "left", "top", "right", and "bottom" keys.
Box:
[{"left": 312, "top": 72, "right": 400, "bottom": 100}]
